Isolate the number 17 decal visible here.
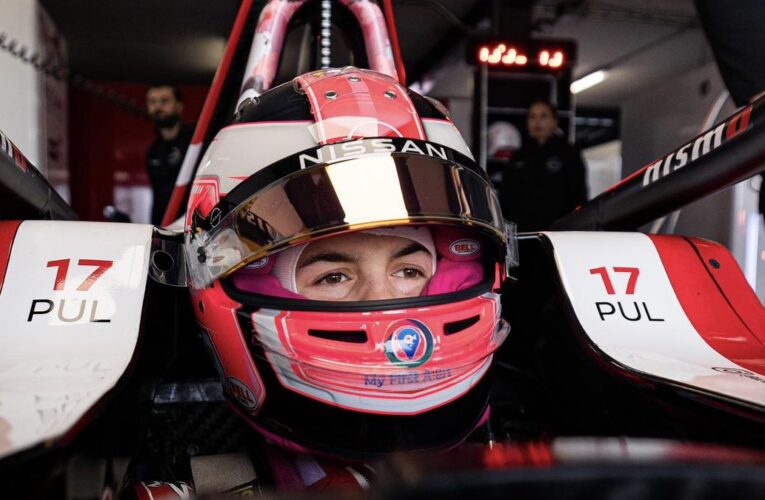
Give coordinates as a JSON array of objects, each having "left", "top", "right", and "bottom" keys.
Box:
[
  {"left": 46, "top": 259, "right": 113, "bottom": 291},
  {"left": 589, "top": 267, "right": 640, "bottom": 295}
]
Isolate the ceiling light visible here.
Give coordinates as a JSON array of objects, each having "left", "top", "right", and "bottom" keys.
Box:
[{"left": 571, "top": 70, "right": 607, "bottom": 94}]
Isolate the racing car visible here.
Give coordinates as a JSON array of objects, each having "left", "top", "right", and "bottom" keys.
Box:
[{"left": 2, "top": 1, "right": 765, "bottom": 498}]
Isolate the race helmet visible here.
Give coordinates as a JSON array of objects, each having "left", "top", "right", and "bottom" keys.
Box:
[
  {"left": 488, "top": 120, "right": 522, "bottom": 160},
  {"left": 185, "top": 67, "right": 517, "bottom": 458}
]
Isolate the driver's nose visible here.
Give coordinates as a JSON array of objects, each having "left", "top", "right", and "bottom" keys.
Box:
[{"left": 357, "top": 275, "right": 396, "bottom": 301}]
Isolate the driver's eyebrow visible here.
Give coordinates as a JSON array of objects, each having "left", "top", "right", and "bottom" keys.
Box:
[
  {"left": 298, "top": 251, "right": 358, "bottom": 268},
  {"left": 391, "top": 242, "right": 429, "bottom": 260}
]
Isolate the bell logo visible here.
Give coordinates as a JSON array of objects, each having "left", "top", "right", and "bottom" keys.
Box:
[
  {"left": 450, "top": 239, "right": 480, "bottom": 256},
  {"left": 226, "top": 377, "right": 258, "bottom": 410}
]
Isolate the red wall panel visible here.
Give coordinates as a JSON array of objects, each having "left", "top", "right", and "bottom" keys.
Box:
[{"left": 69, "top": 82, "right": 208, "bottom": 221}]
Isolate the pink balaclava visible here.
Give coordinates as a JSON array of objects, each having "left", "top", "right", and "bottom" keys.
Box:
[{"left": 231, "top": 226, "right": 484, "bottom": 298}]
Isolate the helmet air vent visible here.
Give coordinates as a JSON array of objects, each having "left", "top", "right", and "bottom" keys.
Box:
[
  {"left": 443, "top": 315, "right": 480, "bottom": 336},
  {"left": 308, "top": 329, "right": 368, "bottom": 344}
]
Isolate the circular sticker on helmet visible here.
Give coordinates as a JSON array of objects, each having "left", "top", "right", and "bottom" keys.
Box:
[
  {"left": 209, "top": 207, "right": 222, "bottom": 227},
  {"left": 384, "top": 319, "right": 434, "bottom": 367},
  {"left": 449, "top": 239, "right": 481, "bottom": 256},
  {"left": 226, "top": 377, "right": 259, "bottom": 410},
  {"left": 245, "top": 256, "right": 270, "bottom": 269}
]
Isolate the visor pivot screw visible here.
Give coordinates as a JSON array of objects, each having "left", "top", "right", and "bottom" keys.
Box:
[
  {"left": 348, "top": 76, "right": 361, "bottom": 82},
  {"left": 235, "top": 96, "right": 258, "bottom": 120},
  {"left": 384, "top": 90, "right": 397, "bottom": 99},
  {"left": 325, "top": 90, "right": 338, "bottom": 99}
]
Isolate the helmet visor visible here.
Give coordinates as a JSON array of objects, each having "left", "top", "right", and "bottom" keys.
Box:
[{"left": 186, "top": 138, "right": 515, "bottom": 288}]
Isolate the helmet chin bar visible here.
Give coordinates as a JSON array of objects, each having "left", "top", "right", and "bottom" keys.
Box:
[{"left": 223, "top": 291, "right": 509, "bottom": 456}]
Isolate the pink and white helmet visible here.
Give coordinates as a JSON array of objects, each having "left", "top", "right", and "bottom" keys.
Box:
[{"left": 185, "top": 67, "right": 517, "bottom": 458}]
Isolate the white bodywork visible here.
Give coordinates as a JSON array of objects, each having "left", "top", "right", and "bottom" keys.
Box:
[
  {"left": 546, "top": 231, "right": 765, "bottom": 409},
  {"left": 0, "top": 221, "right": 152, "bottom": 458}
]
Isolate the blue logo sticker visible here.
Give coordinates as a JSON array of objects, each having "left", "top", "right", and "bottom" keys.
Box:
[{"left": 384, "top": 319, "right": 434, "bottom": 367}]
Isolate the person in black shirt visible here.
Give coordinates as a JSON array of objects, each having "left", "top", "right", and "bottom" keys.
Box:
[
  {"left": 499, "top": 100, "right": 588, "bottom": 232},
  {"left": 146, "top": 84, "right": 194, "bottom": 226}
]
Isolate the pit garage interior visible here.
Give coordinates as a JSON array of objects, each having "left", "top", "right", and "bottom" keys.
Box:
[
  {"left": 4, "top": 1, "right": 765, "bottom": 497},
  {"left": 6, "top": 1, "right": 757, "bottom": 294}
]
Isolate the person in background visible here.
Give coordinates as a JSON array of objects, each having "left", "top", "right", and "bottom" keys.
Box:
[
  {"left": 145, "top": 84, "right": 194, "bottom": 226},
  {"left": 499, "top": 100, "right": 588, "bottom": 232}
]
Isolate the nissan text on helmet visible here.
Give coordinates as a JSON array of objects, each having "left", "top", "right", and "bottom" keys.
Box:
[{"left": 182, "top": 7, "right": 518, "bottom": 460}]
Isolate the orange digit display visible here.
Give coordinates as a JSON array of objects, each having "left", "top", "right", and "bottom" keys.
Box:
[{"left": 472, "top": 40, "right": 574, "bottom": 70}]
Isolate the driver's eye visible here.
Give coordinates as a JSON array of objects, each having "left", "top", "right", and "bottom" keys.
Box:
[
  {"left": 393, "top": 267, "right": 425, "bottom": 279},
  {"left": 324, "top": 273, "right": 343, "bottom": 284},
  {"left": 315, "top": 272, "right": 349, "bottom": 285}
]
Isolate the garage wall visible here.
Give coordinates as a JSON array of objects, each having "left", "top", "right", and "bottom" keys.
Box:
[
  {"left": 426, "top": 48, "right": 475, "bottom": 148},
  {"left": 0, "top": 0, "right": 44, "bottom": 168},
  {"left": 69, "top": 82, "right": 208, "bottom": 222},
  {"left": 621, "top": 63, "right": 731, "bottom": 178},
  {"left": 621, "top": 62, "right": 765, "bottom": 299},
  {"left": 621, "top": 62, "right": 737, "bottom": 246}
]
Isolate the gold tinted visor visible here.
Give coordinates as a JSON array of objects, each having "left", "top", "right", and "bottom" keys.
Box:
[{"left": 186, "top": 148, "right": 512, "bottom": 288}]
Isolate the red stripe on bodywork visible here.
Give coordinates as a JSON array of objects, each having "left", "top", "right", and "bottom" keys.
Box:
[
  {"left": 650, "top": 234, "right": 765, "bottom": 376},
  {"left": 689, "top": 237, "right": 765, "bottom": 342},
  {"left": 0, "top": 221, "right": 22, "bottom": 294}
]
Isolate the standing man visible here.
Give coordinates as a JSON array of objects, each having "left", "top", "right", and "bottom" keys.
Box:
[{"left": 146, "top": 84, "right": 194, "bottom": 226}]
